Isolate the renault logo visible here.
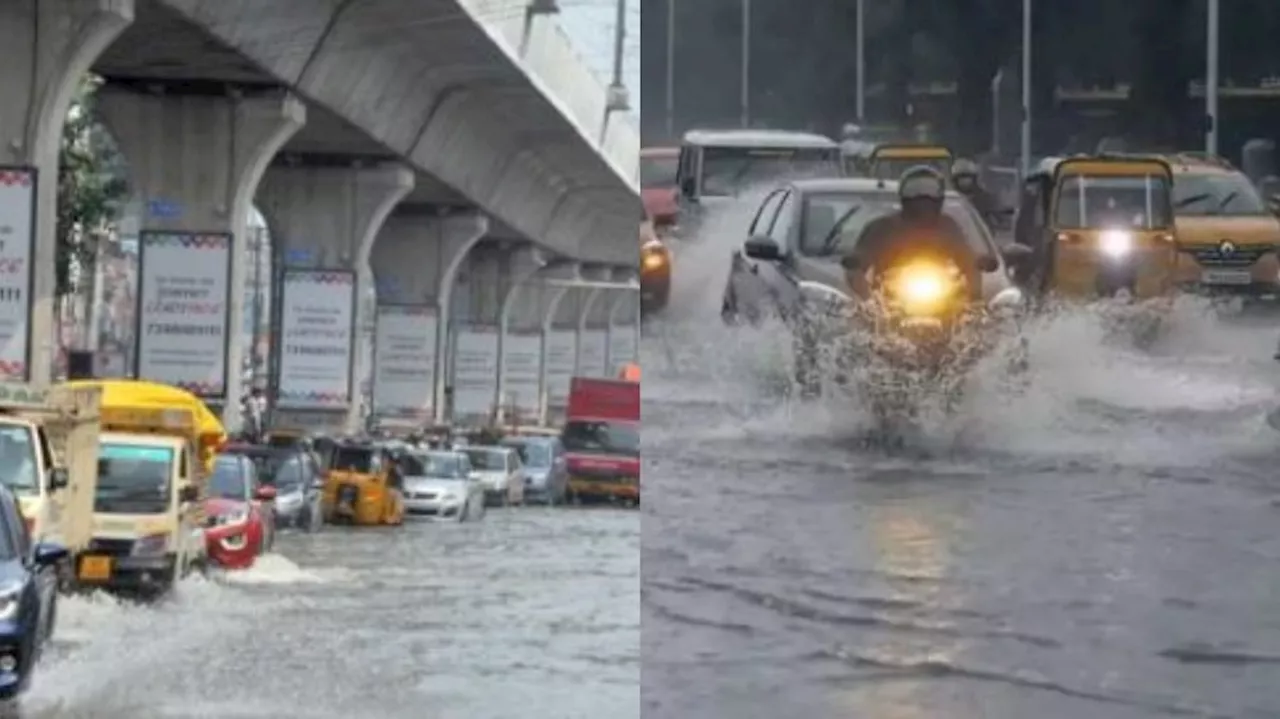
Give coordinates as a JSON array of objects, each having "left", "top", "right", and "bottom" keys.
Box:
[{"left": 1219, "top": 240, "right": 1236, "bottom": 255}]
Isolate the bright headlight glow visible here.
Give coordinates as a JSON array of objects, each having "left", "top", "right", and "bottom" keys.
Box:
[
  {"left": 891, "top": 264, "right": 952, "bottom": 308},
  {"left": 642, "top": 252, "right": 667, "bottom": 270},
  {"left": 0, "top": 581, "right": 22, "bottom": 622},
  {"left": 1100, "top": 229, "right": 1133, "bottom": 258}
]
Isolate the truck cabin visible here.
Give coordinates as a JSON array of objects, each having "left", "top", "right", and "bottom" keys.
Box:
[
  {"left": 563, "top": 379, "right": 640, "bottom": 460},
  {"left": 676, "top": 129, "right": 842, "bottom": 202}
]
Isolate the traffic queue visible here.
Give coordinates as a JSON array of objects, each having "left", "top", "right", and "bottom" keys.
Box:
[{"left": 0, "top": 364, "right": 639, "bottom": 702}]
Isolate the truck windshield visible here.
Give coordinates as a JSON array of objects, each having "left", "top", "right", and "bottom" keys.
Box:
[
  {"left": 96, "top": 443, "right": 174, "bottom": 514},
  {"left": 0, "top": 424, "right": 38, "bottom": 496},
  {"left": 562, "top": 421, "right": 639, "bottom": 457}
]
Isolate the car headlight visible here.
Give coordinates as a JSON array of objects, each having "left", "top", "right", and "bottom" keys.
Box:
[
  {"left": 216, "top": 509, "right": 249, "bottom": 527},
  {"left": 1100, "top": 229, "right": 1133, "bottom": 258},
  {"left": 440, "top": 492, "right": 460, "bottom": 503},
  {"left": 132, "top": 532, "right": 171, "bottom": 557},
  {"left": 0, "top": 582, "right": 21, "bottom": 622}
]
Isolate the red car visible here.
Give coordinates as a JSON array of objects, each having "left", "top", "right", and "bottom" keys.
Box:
[{"left": 204, "top": 453, "right": 277, "bottom": 570}]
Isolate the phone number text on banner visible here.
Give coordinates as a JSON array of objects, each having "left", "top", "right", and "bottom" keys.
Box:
[
  {"left": 136, "top": 232, "right": 232, "bottom": 397},
  {"left": 0, "top": 168, "right": 35, "bottom": 380},
  {"left": 279, "top": 270, "right": 355, "bottom": 409}
]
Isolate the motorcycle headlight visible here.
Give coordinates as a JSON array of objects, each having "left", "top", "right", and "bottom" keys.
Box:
[
  {"left": 1100, "top": 229, "right": 1133, "bottom": 258},
  {"left": 888, "top": 264, "right": 956, "bottom": 312}
]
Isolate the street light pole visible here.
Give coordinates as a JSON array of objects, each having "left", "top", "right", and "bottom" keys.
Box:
[
  {"left": 855, "top": 0, "right": 865, "bottom": 121},
  {"left": 1019, "top": 0, "right": 1032, "bottom": 177},
  {"left": 740, "top": 0, "right": 751, "bottom": 128},
  {"left": 665, "top": 0, "right": 676, "bottom": 138},
  {"left": 1206, "top": 0, "right": 1220, "bottom": 155},
  {"left": 251, "top": 225, "right": 263, "bottom": 388}
]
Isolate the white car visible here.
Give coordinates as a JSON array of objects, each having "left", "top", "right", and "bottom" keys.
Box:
[
  {"left": 462, "top": 446, "right": 525, "bottom": 507},
  {"left": 400, "top": 450, "right": 486, "bottom": 521}
]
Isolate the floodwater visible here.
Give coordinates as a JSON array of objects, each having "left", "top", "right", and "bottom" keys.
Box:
[
  {"left": 23, "top": 508, "right": 639, "bottom": 719},
  {"left": 641, "top": 195, "right": 1280, "bottom": 718}
]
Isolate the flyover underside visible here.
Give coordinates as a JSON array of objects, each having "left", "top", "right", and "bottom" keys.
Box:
[{"left": 123, "top": 0, "right": 639, "bottom": 265}]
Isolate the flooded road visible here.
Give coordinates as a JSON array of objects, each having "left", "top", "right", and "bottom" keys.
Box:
[
  {"left": 642, "top": 200, "right": 1280, "bottom": 718},
  {"left": 24, "top": 508, "right": 639, "bottom": 719}
]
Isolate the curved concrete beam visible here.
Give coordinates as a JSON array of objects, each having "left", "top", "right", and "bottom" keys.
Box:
[{"left": 434, "top": 212, "right": 489, "bottom": 424}]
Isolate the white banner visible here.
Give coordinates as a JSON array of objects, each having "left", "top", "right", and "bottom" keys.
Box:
[
  {"left": 452, "top": 326, "right": 498, "bottom": 419},
  {"left": 278, "top": 270, "right": 355, "bottom": 409},
  {"left": 372, "top": 305, "right": 437, "bottom": 418},
  {"left": 0, "top": 168, "right": 34, "bottom": 380},
  {"left": 545, "top": 330, "right": 577, "bottom": 408},
  {"left": 578, "top": 328, "right": 608, "bottom": 378},
  {"left": 501, "top": 332, "right": 541, "bottom": 416},
  {"left": 136, "top": 232, "right": 231, "bottom": 397}
]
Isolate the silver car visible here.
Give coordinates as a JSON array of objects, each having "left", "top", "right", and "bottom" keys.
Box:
[
  {"left": 463, "top": 446, "right": 525, "bottom": 507},
  {"left": 400, "top": 450, "right": 486, "bottom": 522}
]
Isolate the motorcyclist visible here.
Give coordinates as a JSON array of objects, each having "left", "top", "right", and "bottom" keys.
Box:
[
  {"left": 950, "top": 158, "right": 1001, "bottom": 226},
  {"left": 842, "top": 165, "right": 981, "bottom": 302}
]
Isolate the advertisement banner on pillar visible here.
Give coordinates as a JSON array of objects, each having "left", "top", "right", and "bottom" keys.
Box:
[
  {"left": 545, "top": 330, "right": 577, "bottom": 408},
  {"left": 501, "top": 332, "right": 541, "bottom": 417},
  {"left": 372, "top": 305, "right": 437, "bottom": 418},
  {"left": 135, "top": 231, "right": 233, "bottom": 397},
  {"left": 608, "top": 325, "right": 638, "bottom": 376},
  {"left": 278, "top": 270, "right": 355, "bottom": 409},
  {"left": 578, "top": 329, "right": 608, "bottom": 378},
  {"left": 0, "top": 167, "right": 36, "bottom": 381},
  {"left": 452, "top": 326, "right": 498, "bottom": 420}
]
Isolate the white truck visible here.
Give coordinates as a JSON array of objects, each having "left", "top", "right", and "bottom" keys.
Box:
[{"left": 0, "top": 382, "right": 101, "bottom": 561}]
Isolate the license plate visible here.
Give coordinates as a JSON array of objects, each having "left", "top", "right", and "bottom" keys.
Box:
[
  {"left": 78, "top": 555, "right": 112, "bottom": 581},
  {"left": 1201, "top": 269, "right": 1252, "bottom": 285}
]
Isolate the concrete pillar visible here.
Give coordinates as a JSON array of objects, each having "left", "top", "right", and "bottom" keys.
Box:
[
  {"left": 97, "top": 86, "right": 305, "bottom": 429},
  {"left": 368, "top": 209, "right": 489, "bottom": 424},
  {"left": 538, "top": 264, "right": 580, "bottom": 426},
  {"left": 606, "top": 288, "right": 640, "bottom": 374},
  {"left": 495, "top": 249, "right": 577, "bottom": 424},
  {"left": 256, "top": 163, "right": 414, "bottom": 434},
  {"left": 0, "top": 0, "right": 134, "bottom": 386},
  {"left": 576, "top": 265, "right": 622, "bottom": 378}
]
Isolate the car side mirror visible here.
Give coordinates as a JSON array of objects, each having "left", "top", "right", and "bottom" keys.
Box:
[
  {"left": 254, "top": 485, "right": 277, "bottom": 501},
  {"left": 840, "top": 253, "right": 862, "bottom": 271},
  {"left": 744, "top": 235, "right": 783, "bottom": 260},
  {"left": 178, "top": 484, "right": 199, "bottom": 503},
  {"left": 33, "top": 542, "right": 68, "bottom": 567},
  {"left": 680, "top": 176, "right": 697, "bottom": 199},
  {"left": 977, "top": 255, "right": 999, "bottom": 273},
  {"left": 47, "top": 467, "right": 68, "bottom": 492}
]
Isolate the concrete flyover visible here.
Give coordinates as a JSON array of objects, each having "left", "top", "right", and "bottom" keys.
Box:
[{"left": 0, "top": 0, "right": 639, "bottom": 431}]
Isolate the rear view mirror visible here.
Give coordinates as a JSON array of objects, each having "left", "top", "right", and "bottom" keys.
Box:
[
  {"left": 744, "top": 235, "right": 782, "bottom": 260},
  {"left": 977, "top": 255, "right": 999, "bottom": 273},
  {"left": 840, "top": 254, "right": 862, "bottom": 271},
  {"left": 33, "top": 543, "right": 68, "bottom": 567},
  {"left": 680, "top": 176, "right": 697, "bottom": 198},
  {"left": 48, "top": 467, "right": 68, "bottom": 492},
  {"left": 254, "top": 485, "right": 277, "bottom": 501},
  {"left": 178, "top": 484, "right": 199, "bottom": 503}
]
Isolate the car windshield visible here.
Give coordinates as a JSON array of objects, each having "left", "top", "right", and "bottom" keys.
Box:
[
  {"left": 230, "top": 450, "right": 287, "bottom": 484},
  {"left": 1173, "top": 173, "right": 1268, "bottom": 216},
  {"left": 403, "top": 452, "right": 466, "bottom": 479},
  {"left": 641, "top": 154, "right": 678, "bottom": 188},
  {"left": 331, "top": 446, "right": 376, "bottom": 473},
  {"left": 209, "top": 457, "right": 248, "bottom": 500},
  {"left": 0, "top": 423, "right": 38, "bottom": 495},
  {"left": 464, "top": 448, "right": 506, "bottom": 471},
  {"left": 506, "top": 441, "right": 552, "bottom": 468},
  {"left": 561, "top": 420, "right": 640, "bottom": 457},
  {"left": 700, "top": 146, "right": 839, "bottom": 197},
  {"left": 803, "top": 192, "right": 996, "bottom": 258},
  {"left": 871, "top": 156, "right": 951, "bottom": 181},
  {"left": 96, "top": 443, "right": 173, "bottom": 514},
  {"left": 1054, "top": 174, "right": 1173, "bottom": 229}
]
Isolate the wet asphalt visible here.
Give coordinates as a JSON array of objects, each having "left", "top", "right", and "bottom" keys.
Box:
[
  {"left": 641, "top": 304, "right": 1280, "bottom": 719},
  {"left": 21, "top": 507, "right": 638, "bottom": 719}
]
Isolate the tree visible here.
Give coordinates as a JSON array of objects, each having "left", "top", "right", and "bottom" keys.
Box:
[{"left": 57, "top": 76, "right": 127, "bottom": 301}]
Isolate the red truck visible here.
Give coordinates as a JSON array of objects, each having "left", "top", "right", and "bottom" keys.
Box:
[{"left": 562, "top": 377, "right": 640, "bottom": 505}]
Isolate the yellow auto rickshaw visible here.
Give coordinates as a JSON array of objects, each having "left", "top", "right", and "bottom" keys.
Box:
[
  {"left": 866, "top": 144, "right": 954, "bottom": 181},
  {"left": 1009, "top": 155, "right": 1178, "bottom": 302},
  {"left": 321, "top": 439, "right": 405, "bottom": 525}
]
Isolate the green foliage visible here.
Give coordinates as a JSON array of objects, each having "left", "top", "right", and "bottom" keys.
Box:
[{"left": 57, "top": 76, "right": 127, "bottom": 297}]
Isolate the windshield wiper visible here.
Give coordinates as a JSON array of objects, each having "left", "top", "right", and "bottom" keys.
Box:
[
  {"left": 1175, "top": 192, "right": 1212, "bottom": 208},
  {"left": 819, "top": 205, "right": 864, "bottom": 254},
  {"left": 1216, "top": 190, "right": 1238, "bottom": 212}
]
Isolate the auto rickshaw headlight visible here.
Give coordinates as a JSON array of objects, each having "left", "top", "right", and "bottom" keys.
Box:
[
  {"left": 1100, "top": 229, "right": 1134, "bottom": 258},
  {"left": 642, "top": 251, "right": 667, "bottom": 270}
]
